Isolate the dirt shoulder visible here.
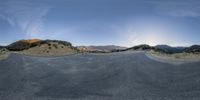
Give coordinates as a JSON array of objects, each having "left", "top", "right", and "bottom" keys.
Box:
[{"left": 146, "top": 51, "right": 200, "bottom": 65}]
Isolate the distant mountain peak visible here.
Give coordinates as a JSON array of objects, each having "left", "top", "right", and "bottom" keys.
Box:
[{"left": 155, "top": 45, "right": 171, "bottom": 48}]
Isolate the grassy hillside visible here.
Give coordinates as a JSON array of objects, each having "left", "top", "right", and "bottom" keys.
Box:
[
  {"left": 7, "top": 39, "right": 78, "bottom": 51},
  {"left": 6, "top": 39, "right": 79, "bottom": 56},
  {"left": 22, "top": 40, "right": 78, "bottom": 56}
]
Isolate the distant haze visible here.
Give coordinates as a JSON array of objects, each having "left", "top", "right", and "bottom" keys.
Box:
[{"left": 0, "top": 0, "right": 200, "bottom": 47}]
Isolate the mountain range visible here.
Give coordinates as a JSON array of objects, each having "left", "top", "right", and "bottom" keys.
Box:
[
  {"left": 78, "top": 45, "right": 127, "bottom": 52},
  {"left": 1, "top": 39, "right": 200, "bottom": 54}
]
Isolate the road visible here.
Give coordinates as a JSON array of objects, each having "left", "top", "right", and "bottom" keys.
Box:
[{"left": 0, "top": 51, "right": 200, "bottom": 100}]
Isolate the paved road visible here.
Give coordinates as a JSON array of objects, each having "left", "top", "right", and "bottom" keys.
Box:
[{"left": 0, "top": 51, "right": 200, "bottom": 100}]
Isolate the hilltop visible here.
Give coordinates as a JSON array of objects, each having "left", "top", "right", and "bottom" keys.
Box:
[{"left": 17, "top": 39, "right": 42, "bottom": 44}]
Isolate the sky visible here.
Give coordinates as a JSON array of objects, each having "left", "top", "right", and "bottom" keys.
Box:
[{"left": 0, "top": 0, "right": 200, "bottom": 47}]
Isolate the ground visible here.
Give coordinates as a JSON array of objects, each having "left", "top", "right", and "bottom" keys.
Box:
[{"left": 0, "top": 51, "right": 200, "bottom": 100}]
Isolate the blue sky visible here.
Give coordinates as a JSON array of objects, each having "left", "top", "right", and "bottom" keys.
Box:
[{"left": 0, "top": 0, "right": 200, "bottom": 47}]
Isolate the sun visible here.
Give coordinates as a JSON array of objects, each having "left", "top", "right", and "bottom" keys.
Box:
[{"left": 127, "top": 24, "right": 171, "bottom": 46}]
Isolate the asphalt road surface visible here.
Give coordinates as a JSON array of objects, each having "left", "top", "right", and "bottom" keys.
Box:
[{"left": 0, "top": 51, "right": 200, "bottom": 100}]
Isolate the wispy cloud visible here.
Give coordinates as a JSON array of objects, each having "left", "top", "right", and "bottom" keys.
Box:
[
  {"left": 150, "top": 1, "right": 200, "bottom": 17},
  {"left": 0, "top": 0, "right": 50, "bottom": 38},
  {"left": 0, "top": 14, "right": 15, "bottom": 26}
]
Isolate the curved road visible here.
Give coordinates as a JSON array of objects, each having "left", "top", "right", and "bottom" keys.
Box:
[{"left": 0, "top": 51, "right": 200, "bottom": 100}]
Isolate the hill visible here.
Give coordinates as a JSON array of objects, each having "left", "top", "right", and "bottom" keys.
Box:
[
  {"left": 155, "top": 45, "right": 186, "bottom": 53},
  {"left": 126, "top": 44, "right": 152, "bottom": 51},
  {"left": 7, "top": 39, "right": 78, "bottom": 56},
  {"left": 0, "top": 46, "right": 4, "bottom": 49},
  {"left": 185, "top": 45, "right": 200, "bottom": 54},
  {"left": 112, "top": 44, "right": 166, "bottom": 53}
]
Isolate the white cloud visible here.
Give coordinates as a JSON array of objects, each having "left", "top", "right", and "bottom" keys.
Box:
[
  {"left": 0, "top": 14, "right": 15, "bottom": 26},
  {"left": 25, "top": 8, "right": 49, "bottom": 37},
  {"left": 0, "top": 0, "right": 50, "bottom": 38}
]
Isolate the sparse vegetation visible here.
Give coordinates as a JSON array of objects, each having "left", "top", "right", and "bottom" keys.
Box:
[
  {"left": 6, "top": 39, "right": 79, "bottom": 52},
  {"left": 148, "top": 51, "right": 200, "bottom": 62},
  {"left": 185, "top": 45, "right": 200, "bottom": 54},
  {"left": 48, "top": 43, "right": 51, "bottom": 46}
]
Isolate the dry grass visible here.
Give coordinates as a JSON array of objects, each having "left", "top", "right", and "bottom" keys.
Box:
[
  {"left": 22, "top": 42, "right": 77, "bottom": 56},
  {"left": 148, "top": 51, "right": 200, "bottom": 62}
]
